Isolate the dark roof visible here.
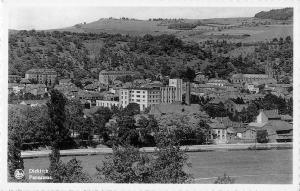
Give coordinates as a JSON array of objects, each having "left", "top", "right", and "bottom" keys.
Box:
[
  {"left": 263, "top": 109, "right": 281, "bottom": 119},
  {"left": 26, "top": 68, "right": 57, "bottom": 75},
  {"left": 150, "top": 103, "right": 201, "bottom": 115},
  {"left": 263, "top": 120, "right": 293, "bottom": 131}
]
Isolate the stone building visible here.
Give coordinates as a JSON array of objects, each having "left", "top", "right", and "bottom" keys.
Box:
[{"left": 25, "top": 68, "right": 57, "bottom": 85}]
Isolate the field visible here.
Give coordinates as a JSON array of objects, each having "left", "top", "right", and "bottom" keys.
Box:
[
  {"left": 23, "top": 149, "right": 292, "bottom": 184},
  {"left": 53, "top": 17, "right": 292, "bottom": 44}
]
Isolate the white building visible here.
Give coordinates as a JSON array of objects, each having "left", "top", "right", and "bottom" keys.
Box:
[
  {"left": 119, "top": 88, "right": 161, "bottom": 111},
  {"left": 169, "top": 79, "right": 183, "bottom": 102},
  {"left": 96, "top": 100, "right": 120, "bottom": 109}
]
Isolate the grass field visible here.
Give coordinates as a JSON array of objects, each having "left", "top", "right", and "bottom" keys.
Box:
[{"left": 23, "top": 149, "right": 292, "bottom": 184}]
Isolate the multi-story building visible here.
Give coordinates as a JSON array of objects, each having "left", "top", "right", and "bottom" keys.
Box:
[
  {"left": 169, "top": 79, "right": 183, "bottom": 102},
  {"left": 119, "top": 87, "right": 161, "bottom": 111},
  {"left": 25, "top": 68, "right": 57, "bottom": 85},
  {"left": 231, "top": 74, "right": 276, "bottom": 84},
  {"left": 160, "top": 86, "right": 176, "bottom": 103},
  {"left": 99, "top": 70, "right": 138, "bottom": 85}
]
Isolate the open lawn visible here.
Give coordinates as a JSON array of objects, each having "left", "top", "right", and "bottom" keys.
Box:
[{"left": 23, "top": 149, "right": 292, "bottom": 184}]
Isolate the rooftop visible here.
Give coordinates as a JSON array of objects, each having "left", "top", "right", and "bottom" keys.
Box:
[{"left": 26, "top": 68, "right": 57, "bottom": 75}]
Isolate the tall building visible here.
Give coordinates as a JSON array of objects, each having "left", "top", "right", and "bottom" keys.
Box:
[
  {"left": 119, "top": 88, "right": 161, "bottom": 111},
  {"left": 160, "top": 86, "right": 176, "bottom": 103},
  {"left": 169, "top": 79, "right": 183, "bottom": 102},
  {"left": 25, "top": 68, "right": 57, "bottom": 85},
  {"left": 99, "top": 70, "right": 138, "bottom": 85}
]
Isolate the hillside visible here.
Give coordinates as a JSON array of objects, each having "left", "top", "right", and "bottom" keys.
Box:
[
  {"left": 254, "top": 8, "right": 293, "bottom": 20},
  {"left": 52, "top": 16, "right": 292, "bottom": 43}
]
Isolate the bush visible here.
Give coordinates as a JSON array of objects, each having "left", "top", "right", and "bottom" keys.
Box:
[
  {"left": 257, "top": 130, "right": 269, "bottom": 143},
  {"left": 214, "top": 173, "right": 234, "bottom": 184}
]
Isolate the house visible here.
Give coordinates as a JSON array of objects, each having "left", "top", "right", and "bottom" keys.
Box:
[
  {"left": 245, "top": 83, "right": 259, "bottom": 94},
  {"left": 248, "top": 109, "right": 292, "bottom": 143},
  {"left": 207, "top": 118, "right": 227, "bottom": 144},
  {"left": 54, "top": 84, "right": 80, "bottom": 99},
  {"left": 25, "top": 84, "right": 47, "bottom": 96},
  {"left": 8, "top": 83, "right": 25, "bottom": 94},
  {"left": 19, "top": 99, "right": 48, "bottom": 107},
  {"left": 194, "top": 72, "right": 208, "bottom": 83},
  {"left": 59, "top": 79, "right": 73, "bottom": 86}
]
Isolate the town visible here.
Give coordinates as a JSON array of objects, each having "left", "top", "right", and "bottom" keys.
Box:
[
  {"left": 7, "top": 6, "right": 293, "bottom": 184},
  {"left": 8, "top": 62, "right": 293, "bottom": 146}
]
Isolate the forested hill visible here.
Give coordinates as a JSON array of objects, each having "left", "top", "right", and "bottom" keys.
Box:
[
  {"left": 9, "top": 30, "right": 293, "bottom": 83},
  {"left": 254, "top": 8, "right": 293, "bottom": 20}
]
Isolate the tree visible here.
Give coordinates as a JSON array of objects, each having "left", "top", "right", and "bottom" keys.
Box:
[
  {"left": 115, "top": 115, "right": 139, "bottom": 146},
  {"left": 151, "top": 132, "right": 192, "bottom": 183},
  {"left": 8, "top": 133, "right": 24, "bottom": 181},
  {"left": 47, "top": 89, "right": 68, "bottom": 182},
  {"left": 257, "top": 130, "right": 269, "bottom": 143},
  {"left": 96, "top": 132, "right": 192, "bottom": 183},
  {"left": 96, "top": 146, "right": 153, "bottom": 183},
  {"left": 124, "top": 103, "right": 140, "bottom": 116}
]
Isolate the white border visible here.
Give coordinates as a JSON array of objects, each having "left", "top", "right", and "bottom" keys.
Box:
[{"left": 1, "top": 0, "right": 299, "bottom": 190}]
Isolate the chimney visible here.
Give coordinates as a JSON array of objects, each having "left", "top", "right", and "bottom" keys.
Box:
[{"left": 185, "top": 81, "right": 191, "bottom": 105}]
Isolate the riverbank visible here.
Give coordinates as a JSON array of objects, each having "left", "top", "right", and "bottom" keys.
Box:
[{"left": 21, "top": 142, "right": 292, "bottom": 158}]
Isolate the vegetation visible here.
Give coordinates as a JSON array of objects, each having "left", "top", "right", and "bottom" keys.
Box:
[
  {"left": 96, "top": 132, "right": 192, "bottom": 183},
  {"left": 256, "top": 130, "right": 269, "bottom": 143},
  {"left": 255, "top": 8, "right": 293, "bottom": 20},
  {"left": 214, "top": 173, "right": 235, "bottom": 184},
  {"left": 47, "top": 89, "right": 90, "bottom": 182}
]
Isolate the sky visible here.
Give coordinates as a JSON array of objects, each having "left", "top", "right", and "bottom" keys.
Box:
[{"left": 8, "top": 7, "right": 281, "bottom": 30}]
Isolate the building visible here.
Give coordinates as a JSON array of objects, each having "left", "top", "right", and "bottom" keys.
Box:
[
  {"left": 59, "top": 79, "right": 73, "bottom": 86},
  {"left": 96, "top": 100, "right": 120, "bottom": 109},
  {"left": 245, "top": 83, "right": 260, "bottom": 94},
  {"left": 149, "top": 103, "right": 202, "bottom": 116},
  {"left": 206, "top": 79, "right": 229, "bottom": 87},
  {"left": 25, "top": 84, "right": 48, "bottom": 96},
  {"left": 25, "top": 68, "right": 57, "bottom": 85},
  {"left": 19, "top": 100, "right": 48, "bottom": 107},
  {"left": 194, "top": 72, "right": 208, "bottom": 83},
  {"left": 99, "top": 70, "right": 138, "bottom": 85},
  {"left": 160, "top": 86, "right": 176, "bottom": 103},
  {"left": 8, "top": 75, "right": 21, "bottom": 83},
  {"left": 208, "top": 118, "right": 228, "bottom": 144},
  {"left": 119, "top": 87, "right": 161, "bottom": 111},
  {"left": 248, "top": 109, "right": 292, "bottom": 143},
  {"left": 231, "top": 74, "right": 276, "bottom": 84},
  {"left": 169, "top": 79, "right": 183, "bottom": 102}
]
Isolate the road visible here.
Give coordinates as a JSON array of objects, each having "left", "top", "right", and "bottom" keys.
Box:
[{"left": 21, "top": 142, "right": 292, "bottom": 158}]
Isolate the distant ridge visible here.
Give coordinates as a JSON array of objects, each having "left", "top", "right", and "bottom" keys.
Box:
[{"left": 254, "top": 8, "right": 293, "bottom": 20}]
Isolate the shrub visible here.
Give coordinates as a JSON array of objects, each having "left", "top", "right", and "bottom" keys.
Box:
[{"left": 214, "top": 173, "right": 234, "bottom": 184}]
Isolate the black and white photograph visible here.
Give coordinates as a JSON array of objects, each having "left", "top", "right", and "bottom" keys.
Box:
[{"left": 1, "top": 0, "right": 299, "bottom": 190}]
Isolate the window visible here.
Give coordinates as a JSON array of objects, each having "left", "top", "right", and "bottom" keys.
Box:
[
  {"left": 137, "top": 91, "right": 140, "bottom": 93},
  {"left": 136, "top": 99, "right": 140, "bottom": 102},
  {"left": 137, "top": 95, "right": 140, "bottom": 97}
]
